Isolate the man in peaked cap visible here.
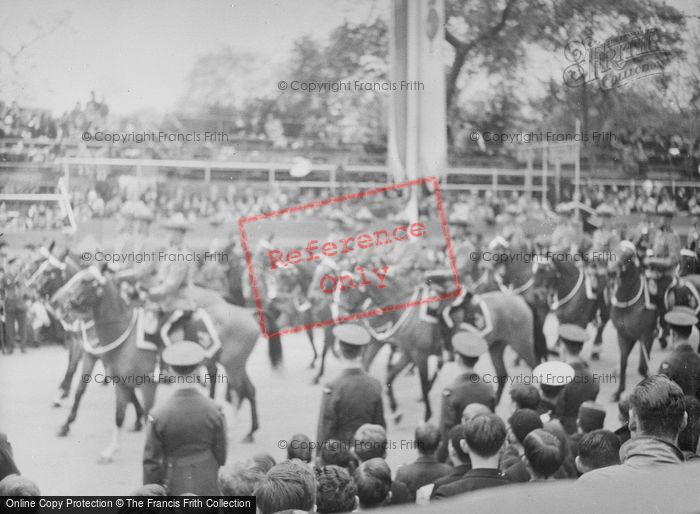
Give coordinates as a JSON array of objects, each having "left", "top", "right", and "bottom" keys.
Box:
[
  {"left": 569, "top": 401, "right": 607, "bottom": 459},
  {"left": 631, "top": 200, "right": 657, "bottom": 256},
  {"left": 659, "top": 307, "right": 700, "bottom": 398},
  {"left": 143, "top": 341, "right": 227, "bottom": 495},
  {"left": 555, "top": 324, "right": 600, "bottom": 434},
  {"left": 532, "top": 360, "right": 575, "bottom": 424},
  {"left": 437, "top": 332, "right": 495, "bottom": 462},
  {"left": 316, "top": 324, "right": 385, "bottom": 449}
]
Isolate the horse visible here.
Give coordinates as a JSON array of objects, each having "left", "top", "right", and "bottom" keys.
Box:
[
  {"left": 337, "top": 272, "right": 442, "bottom": 422},
  {"left": 665, "top": 250, "right": 700, "bottom": 332},
  {"left": 50, "top": 265, "right": 273, "bottom": 461},
  {"left": 532, "top": 251, "right": 610, "bottom": 355},
  {"left": 609, "top": 242, "right": 658, "bottom": 401},
  {"left": 444, "top": 289, "right": 540, "bottom": 403}
]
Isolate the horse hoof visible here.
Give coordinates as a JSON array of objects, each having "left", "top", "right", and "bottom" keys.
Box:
[
  {"left": 312, "top": 377, "right": 320, "bottom": 385},
  {"left": 393, "top": 413, "right": 403, "bottom": 425},
  {"left": 611, "top": 392, "right": 621, "bottom": 402},
  {"left": 57, "top": 426, "right": 69, "bottom": 437},
  {"left": 132, "top": 422, "right": 143, "bottom": 432},
  {"left": 52, "top": 400, "right": 62, "bottom": 408},
  {"left": 308, "top": 362, "right": 315, "bottom": 369},
  {"left": 97, "top": 454, "right": 114, "bottom": 464},
  {"left": 591, "top": 352, "right": 600, "bottom": 361},
  {"left": 241, "top": 434, "right": 254, "bottom": 444}
]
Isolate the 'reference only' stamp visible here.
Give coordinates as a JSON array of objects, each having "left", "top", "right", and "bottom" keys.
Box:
[{"left": 239, "top": 176, "right": 461, "bottom": 338}]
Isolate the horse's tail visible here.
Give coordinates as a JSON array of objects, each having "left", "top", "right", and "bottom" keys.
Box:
[{"left": 263, "top": 311, "right": 283, "bottom": 368}]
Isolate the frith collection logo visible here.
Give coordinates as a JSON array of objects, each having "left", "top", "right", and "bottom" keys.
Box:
[{"left": 563, "top": 29, "right": 673, "bottom": 90}]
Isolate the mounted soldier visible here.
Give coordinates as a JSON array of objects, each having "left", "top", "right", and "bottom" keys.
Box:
[
  {"left": 631, "top": 200, "right": 657, "bottom": 258},
  {"left": 586, "top": 203, "right": 619, "bottom": 292}
]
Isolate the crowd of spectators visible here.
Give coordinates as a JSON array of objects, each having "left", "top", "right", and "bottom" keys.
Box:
[{"left": 2, "top": 374, "right": 697, "bottom": 511}]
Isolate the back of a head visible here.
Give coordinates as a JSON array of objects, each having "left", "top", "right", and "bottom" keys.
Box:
[
  {"left": 339, "top": 341, "right": 363, "bottom": 360},
  {"left": 679, "top": 395, "right": 700, "bottom": 453},
  {"left": 629, "top": 375, "right": 686, "bottom": 439},
  {"left": 0, "top": 474, "right": 40, "bottom": 496},
  {"left": 577, "top": 401, "right": 607, "bottom": 433},
  {"left": 523, "top": 429, "right": 564, "bottom": 478},
  {"left": 353, "top": 458, "right": 392, "bottom": 509},
  {"left": 254, "top": 461, "right": 316, "bottom": 514},
  {"left": 448, "top": 424, "right": 470, "bottom": 464},
  {"left": 510, "top": 384, "right": 541, "bottom": 410},
  {"left": 415, "top": 422, "right": 441, "bottom": 455},
  {"left": 314, "top": 465, "right": 357, "bottom": 514},
  {"left": 218, "top": 461, "right": 265, "bottom": 496},
  {"left": 287, "top": 433, "right": 313, "bottom": 463},
  {"left": 131, "top": 483, "right": 167, "bottom": 496},
  {"left": 577, "top": 429, "right": 621, "bottom": 471},
  {"left": 508, "top": 409, "right": 543, "bottom": 444},
  {"left": 353, "top": 424, "right": 387, "bottom": 462},
  {"left": 464, "top": 413, "right": 506, "bottom": 459},
  {"left": 249, "top": 452, "right": 277, "bottom": 474},
  {"left": 461, "top": 402, "right": 492, "bottom": 424},
  {"left": 320, "top": 440, "right": 356, "bottom": 472}
]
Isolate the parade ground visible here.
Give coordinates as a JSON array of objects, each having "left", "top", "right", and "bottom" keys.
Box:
[{"left": 0, "top": 313, "right": 669, "bottom": 495}]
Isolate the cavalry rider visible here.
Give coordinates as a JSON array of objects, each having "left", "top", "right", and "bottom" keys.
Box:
[
  {"left": 147, "top": 213, "right": 198, "bottom": 345},
  {"left": 449, "top": 219, "right": 477, "bottom": 290},
  {"left": 587, "top": 203, "right": 620, "bottom": 291},
  {"left": 499, "top": 204, "right": 528, "bottom": 252},
  {"left": 645, "top": 202, "right": 681, "bottom": 348},
  {"left": 631, "top": 200, "right": 656, "bottom": 257},
  {"left": 550, "top": 202, "right": 581, "bottom": 255}
]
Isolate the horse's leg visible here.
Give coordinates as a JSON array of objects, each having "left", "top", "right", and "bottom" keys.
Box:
[
  {"left": 305, "top": 312, "right": 317, "bottom": 369},
  {"left": 362, "top": 339, "right": 384, "bottom": 373},
  {"left": 591, "top": 301, "right": 609, "bottom": 360},
  {"left": 98, "top": 384, "right": 130, "bottom": 463},
  {"left": 206, "top": 360, "right": 218, "bottom": 399},
  {"left": 638, "top": 332, "right": 653, "bottom": 378},
  {"left": 613, "top": 334, "right": 633, "bottom": 402},
  {"left": 130, "top": 389, "right": 144, "bottom": 432},
  {"left": 313, "top": 327, "right": 333, "bottom": 385},
  {"left": 58, "top": 354, "right": 97, "bottom": 436},
  {"left": 489, "top": 341, "right": 508, "bottom": 406},
  {"left": 428, "top": 356, "right": 444, "bottom": 391},
  {"left": 241, "top": 370, "right": 258, "bottom": 443},
  {"left": 385, "top": 351, "right": 412, "bottom": 423},
  {"left": 54, "top": 333, "right": 82, "bottom": 406},
  {"left": 416, "top": 355, "right": 432, "bottom": 422}
]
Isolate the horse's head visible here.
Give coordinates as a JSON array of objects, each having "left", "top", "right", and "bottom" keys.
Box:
[
  {"left": 50, "top": 266, "right": 107, "bottom": 321},
  {"left": 26, "top": 246, "right": 73, "bottom": 298},
  {"left": 532, "top": 257, "right": 558, "bottom": 294},
  {"left": 613, "top": 241, "right": 640, "bottom": 280}
]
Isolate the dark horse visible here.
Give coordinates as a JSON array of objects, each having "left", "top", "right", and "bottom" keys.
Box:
[
  {"left": 609, "top": 242, "right": 658, "bottom": 401},
  {"left": 444, "top": 289, "right": 540, "bottom": 403},
  {"left": 51, "top": 266, "right": 274, "bottom": 461}
]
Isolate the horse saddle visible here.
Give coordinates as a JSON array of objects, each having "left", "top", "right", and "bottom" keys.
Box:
[{"left": 144, "top": 308, "right": 223, "bottom": 359}]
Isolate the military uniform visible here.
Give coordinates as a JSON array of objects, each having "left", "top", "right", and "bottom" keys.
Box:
[
  {"left": 550, "top": 204, "right": 579, "bottom": 253},
  {"left": 659, "top": 308, "right": 700, "bottom": 398},
  {"left": 142, "top": 342, "right": 227, "bottom": 495},
  {"left": 532, "top": 360, "right": 575, "bottom": 425},
  {"left": 555, "top": 325, "right": 599, "bottom": 434},
  {"left": 316, "top": 325, "right": 385, "bottom": 445},
  {"left": 437, "top": 332, "right": 495, "bottom": 462},
  {"left": 2, "top": 260, "right": 28, "bottom": 353}
]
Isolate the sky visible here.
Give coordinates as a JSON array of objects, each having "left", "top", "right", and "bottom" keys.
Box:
[
  {"left": 1, "top": 0, "right": 698, "bottom": 116},
  {"left": 0, "top": 0, "right": 386, "bottom": 115}
]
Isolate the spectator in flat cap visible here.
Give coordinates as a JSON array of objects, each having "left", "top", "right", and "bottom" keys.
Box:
[
  {"left": 317, "top": 325, "right": 385, "bottom": 449},
  {"left": 424, "top": 424, "right": 472, "bottom": 502},
  {"left": 255, "top": 460, "right": 316, "bottom": 514},
  {"left": 578, "top": 375, "right": 687, "bottom": 486},
  {"left": 437, "top": 332, "right": 495, "bottom": 462},
  {"left": 556, "top": 324, "right": 600, "bottom": 434},
  {"left": 509, "top": 384, "right": 541, "bottom": 413},
  {"left": 394, "top": 423, "right": 451, "bottom": 501},
  {"left": 218, "top": 461, "right": 264, "bottom": 496},
  {"left": 569, "top": 401, "right": 607, "bottom": 459},
  {"left": 142, "top": 341, "right": 227, "bottom": 495},
  {"left": 314, "top": 465, "right": 357, "bottom": 514},
  {"left": 532, "top": 361, "right": 575, "bottom": 424},
  {"left": 287, "top": 433, "right": 313, "bottom": 465},
  {"left": 0, "top": 474, "right": 40, "bottom": 496},
  {"left": 575, "top": 430, "right": 621, "bottom": 475},
  {"left": 353, "top": 458, "right": 393, "bottom": 509},
  {"left": 432, "top": 414, "right": 511, "bottom": 500},
  {"left": 501, "top": 409, "right": 543, "bottom": 480},
  {"left": 659, "top": 307, "right": 700, "bottom": 397},
  {"left": 521, "top": 429, "right": 564, "bottom": 481},
  {"left": 351, "top": 424, "right": 411, "bottom": 506}
]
